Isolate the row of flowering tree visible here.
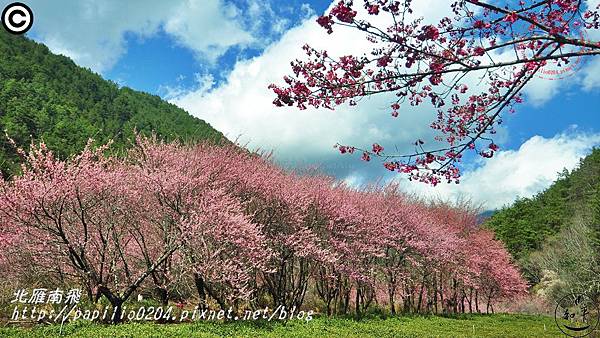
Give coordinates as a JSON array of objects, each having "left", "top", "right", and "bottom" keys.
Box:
[{"left": 0, "top": 137, "right": 526, "bottom": 322}]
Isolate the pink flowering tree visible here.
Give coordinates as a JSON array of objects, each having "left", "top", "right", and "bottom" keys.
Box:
[
  {"left": 317, "top": 186, "right": 385, "bottom": 317},
  {"left": 127, "top": 138, "right": 271, "bottom": 310},
  {"left": 227, "top": 159, "right": 338, "bottom": 310},
  {"left": 271, "top": 0, "right": 600, "bottom": 185},
  {"left": 465, "top": 229, "right": 528, "bottom": 313},
  {"left": 0, "top": 141, "right": 182, "bottom": 322}
]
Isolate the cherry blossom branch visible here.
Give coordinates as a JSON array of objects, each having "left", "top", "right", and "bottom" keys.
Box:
[{"left": 271, "top": 0, "right": 600, "bottom": 185}]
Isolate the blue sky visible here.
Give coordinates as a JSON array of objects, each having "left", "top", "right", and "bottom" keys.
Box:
[
  {"left": 104, "top": 0, "right": 327, "bottom": 94},
  {"left": 4, "top": 0, "right": 600, "bottom": 209}
]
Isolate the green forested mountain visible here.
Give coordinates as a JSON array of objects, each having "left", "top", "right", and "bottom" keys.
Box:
[
  {"left": 0, "top": 30, "right": 224, "bottom": 176},
  {"left": 486, "top": 148, "right": 600, "bottom": 261},
  {"left": 486, "top": 149, "right": 600, "bottom": 298}
]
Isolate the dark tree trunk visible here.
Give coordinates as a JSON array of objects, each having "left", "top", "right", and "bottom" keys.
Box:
[
  {"left": 355, "top": 287, "right": 361, "bottom": 318},
  {"left": 389, "top": 288, "right": 396, "bottom": 315},
  {"left": 417, "top": 275, "right": 426, "bottom": 313},
  {"left": 112, "top": 298, "right": 124, "bottom": 324},
  {"left": 194, "top": 272, "right": 208, "bottom": 310},
  {"left": 97, "top": 286, "right": 125, "bottom": 323},
  {"left": 451, "top": 278, "right": 458, "bottom": 313},
  {"left": 433, "top": 281, "right": 438, "bottom": 314},
  {"left": 155, "top": 287, "right": 168, "bottom": 306},
  {"left": 342, "top": 289, "right": 350, "bottom": 314},
  {"left": 468, "top": 288, "right": 473, "bottom": 313}
]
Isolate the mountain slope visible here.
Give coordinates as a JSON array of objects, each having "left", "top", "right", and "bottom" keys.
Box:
[
  {"left": 485, "top": 148, "right": 600, "bottom": 261},
  {"left": 0, "top": 30, "right": 224, "bottom": 175}
]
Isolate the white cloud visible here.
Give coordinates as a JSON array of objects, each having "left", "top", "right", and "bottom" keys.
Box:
[
  {"left": 399, "top": 131, "right": 600, "bottom": 210},
  {"left": 170, "top": 0, "right": 480, "bottom": 165},
  {"left": 160, "top": 73, "right": 216, "bottom": 101},
  {"left": 581, "top": 58, "right": 600, "bottom": 90},
  {"left": 171, "top": 23, "right": 435, "bottom": 161},
  {"left": 522, "top": 76, "right": 564, "bottom": 106},
  {"left": 8, "top": 0, "right": 275, "bottom": 73},
  {"left": 163, "top": 0, "right": 255, "bottom": 62}
]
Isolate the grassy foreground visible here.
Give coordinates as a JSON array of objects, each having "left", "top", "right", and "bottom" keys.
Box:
[{"left": 0, "top": 314, "right": 571, "bottom": 338}]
